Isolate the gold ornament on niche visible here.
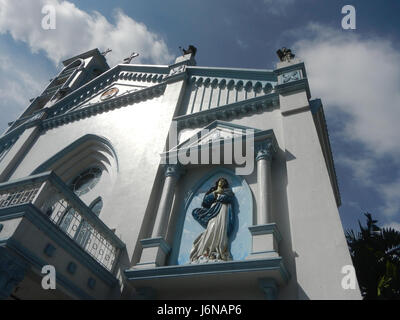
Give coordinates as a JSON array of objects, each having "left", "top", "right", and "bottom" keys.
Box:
[{"left": 100, "top": 87, "right": 119, "bottom": 101}]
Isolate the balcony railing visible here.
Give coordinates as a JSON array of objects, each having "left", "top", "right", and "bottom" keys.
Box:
[{"left": 0, "top": 171, "right": 125, "bottom": 273}]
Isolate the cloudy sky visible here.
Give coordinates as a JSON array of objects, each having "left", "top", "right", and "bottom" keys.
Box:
[{"left": 0, "top": 0, "right": 399, "bottom": 232}]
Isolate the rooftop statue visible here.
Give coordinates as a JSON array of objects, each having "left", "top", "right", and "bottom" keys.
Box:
[
  {"left": 179, "top": 45, "right": 197, "bottom": 57},
  {"left": 276, "top": 47, "right": 295, "bottom": 62}
]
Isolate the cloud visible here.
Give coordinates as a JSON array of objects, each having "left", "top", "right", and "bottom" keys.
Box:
[
  {"left": 0, "top": 0, "right": 174, "bottom": 67},
  {"left": 263, "top": 0, "right": 295, "bottom": 16},
  {"left": 292, "top": 23, "right": 400, "bottom": 218},
  {"left": 0, "top": 53, "right": 47, "bottom": 133},
  {"left": 294, "top": 24, "right": 400, "bottom": 158},
  {"left": 335, "top": 155, "right": 376, "bottom": 186},
  {"left": 378, "top": 181, "right": 400, "bottom": 217}
]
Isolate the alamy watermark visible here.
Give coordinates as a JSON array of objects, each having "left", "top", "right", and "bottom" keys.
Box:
[
  {"left": 161, "top": 121, "right": 259, "bottom": 176},
  {"left": 41, "top": 265, "right": 56, "bottom": 290},
  {"left": 341, "top": 5, "right": 356, "bottom": 30},
  {"left": 41, "top": 5, "right": 56, "bottom": 30},
  {"left": 341, "top": 265, "right": 357, "bottom": 290}
]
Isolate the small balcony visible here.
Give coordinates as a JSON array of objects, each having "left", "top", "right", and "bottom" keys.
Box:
[{"left": 0, "top": 171, "right": 125, "bottom": 299}]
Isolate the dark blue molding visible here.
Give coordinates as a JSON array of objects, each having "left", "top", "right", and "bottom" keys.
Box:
[
  {"left": 162, "top": 120, "right": 277, "bottom": 164},
  {"left": 174, "top": 93, "right": 279, "bottom": 130},
  {"left": 141, "top": 237, "right": 171, "bottom": 254},
  {"left": 248, "top": 223, "right": 282, "bottom": 243},
  {"left": 187, "top": 66, "right": 277, "bottom": 82},
  {"left": 273, "top": 61, "right": 307, "bottom": 78},
  {"left": 125, "top": 257, "right": 290, "bottom": 284},
  {"left": 48, "top": 64, "right": 169, "bottom": 117},
  {"left": 0, "top": 170, "right": 52, "bottom": 191},
  {"left": 275, "top": 78, "right": 311, "bottom": 100},
  {"left": 42, "top": 82, "right": 166, "bottom": 131},
  {"left": 31, "top": 134, "right": 119, "bottom": 175},
  {"left": 310, "top": 99, "right": 341, "bottom": 207},
  {"left": 5, "top": 238, "right": 93, "bottom": 300}
]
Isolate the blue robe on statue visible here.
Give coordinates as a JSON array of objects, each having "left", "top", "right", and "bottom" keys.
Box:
[{"left": 190, "top": 188, "right": 235, "bottom": 262}]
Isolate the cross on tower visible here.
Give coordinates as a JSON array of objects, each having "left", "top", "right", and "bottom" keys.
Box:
[
  {"left": 101, "top": 48, "right": 112, "bottom": 56},
  {"left": 123, "top": 52, "right": 139, "bottom": 64}
]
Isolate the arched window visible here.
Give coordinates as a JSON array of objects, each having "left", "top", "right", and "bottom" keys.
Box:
[
  {"left": 74, "top": 198, "right": 103, "bottom": 248},
  {"left": 89, "top": 197, "right": 103, "bottom": 216},
  {"left": 59, "top": 168, "right": 102, "bottom": 238},
  {"left": 70, "top": 167, "right": 102, "bottom": 196}
]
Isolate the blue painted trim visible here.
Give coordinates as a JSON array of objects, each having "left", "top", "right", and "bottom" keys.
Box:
[
  {"left": 43, "top": 82, "right": 166, "bottom": 131},
  {"left": 174, "top": 93, "right": 279, "bottom": 129},
  {"left": 275, "top": 78, "right": 311, "bottom": 100},
  {"left": 187, "top": 66, "right": 277, "bottom": 82},
  {"left": 250, "top": 250, "right": 277, "bottom": 255},
  {"left": 169, "top": 120, "right": 263, "bottom": 152},
  {"left": 0, "top": 204, "right": 119, "bottom": 287},
  {"left": 248, "top": 223, "right": 282, "bottom": 243},
  {"left": 5, "top": 238, "right": 93, "bottom": 299},
  {"left": 274, "top": 61, "right": 307, "bottom": 78},
  {"left": 164, "top": 70, "right": 187, "bottom": 84},
  {"left": 0, "top": 170, "right": 52, "bottom": 191},
  {"left": 168, "top": 167, "right": 253, "bottom": 265},
  {"left": 31, "top": 134, "right": 119, "bottom": 175},
  {"left": 162, "top": 120, "right": 277, "bottom": 163},
  {"left": 125, "top": 257, "right": 290, "bottom": 284},
  {"left": 141, "top": 237, "right": 171, "bottom": 254}
]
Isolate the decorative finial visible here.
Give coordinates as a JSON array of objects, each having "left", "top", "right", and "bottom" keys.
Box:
[
  {"left": 123, "top": 52, "right": 139, "bottom": 64},
  {"left": 276, "top": 47, "right": 295, "bottom": 62},
  {"left": 179, "top": 45, "right": 197, "bottom": 57},
  {"left": 101, "top": 48, "right": 112, "bottom": 56}
]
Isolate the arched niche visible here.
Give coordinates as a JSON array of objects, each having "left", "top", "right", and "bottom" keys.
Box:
[
  {"left": 31, "top": 134, "right": 118, "bottom": 207},
  {"left": 170, "top": 168, "right": 253, "bottom": 265}
]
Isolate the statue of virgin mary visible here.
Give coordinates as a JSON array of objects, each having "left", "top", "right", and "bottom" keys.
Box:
[{"left": 190, "top": 178, "right": 235, "bottom": 263}]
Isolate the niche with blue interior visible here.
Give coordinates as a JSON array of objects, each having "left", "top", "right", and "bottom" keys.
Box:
[{"left": 170, "top": 168, "right": 253, "bottom": 265}]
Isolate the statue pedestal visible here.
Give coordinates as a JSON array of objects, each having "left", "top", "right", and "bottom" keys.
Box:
[
  {"left": 135, "top": 238, "right": 171, "bottom": 269},
  {"left": 246, "top": 223, "right": 281, "bottom": 260}
]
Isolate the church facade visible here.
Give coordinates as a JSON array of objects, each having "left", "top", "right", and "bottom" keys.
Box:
[{"left": 0, "top": 48, "right": 361, "bottom": 300}]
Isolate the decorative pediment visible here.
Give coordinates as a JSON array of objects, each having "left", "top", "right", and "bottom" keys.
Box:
[
  {"left": 47, "top": 64, "right": 169, "bottom": 119},
  {"left": 170, "top": 121, "right": 262, "bottom": 153},
  {"left": 161, "top": 120, "right": 277, "bottom": 170}
]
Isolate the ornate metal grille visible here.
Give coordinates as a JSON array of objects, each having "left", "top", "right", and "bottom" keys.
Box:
[
  {"left": 0, "top": 173, "right": 122, "bottom": 272},
  {"left": 0, "top": 184, "right": 41, "bottom": 208},
  {"left": 44, "top": 195, "right": 117, "bottom": 271}
]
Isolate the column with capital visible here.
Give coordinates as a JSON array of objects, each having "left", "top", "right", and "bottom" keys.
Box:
[
  {"left": 247, "top": 140, "right": 282, "bottom": 260},
  {"left": 256, "top": 141, "right": 274, "bottom": 225},
  {"left": 136, "top": 164, "right": 184, "bottom": 268}
]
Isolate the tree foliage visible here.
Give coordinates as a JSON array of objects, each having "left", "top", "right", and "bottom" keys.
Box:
[{"left": 346, "top": 213, "right": 400, "bottom": 299}]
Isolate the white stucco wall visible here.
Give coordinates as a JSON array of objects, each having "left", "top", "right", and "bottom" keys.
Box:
[{"left": 0, "top": 59, "right": 361, "bottom": 300}]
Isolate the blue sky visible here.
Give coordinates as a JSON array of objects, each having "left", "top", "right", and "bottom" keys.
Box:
[{"left": 1, "top": 0, "right": 400, "bottom": 233}]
